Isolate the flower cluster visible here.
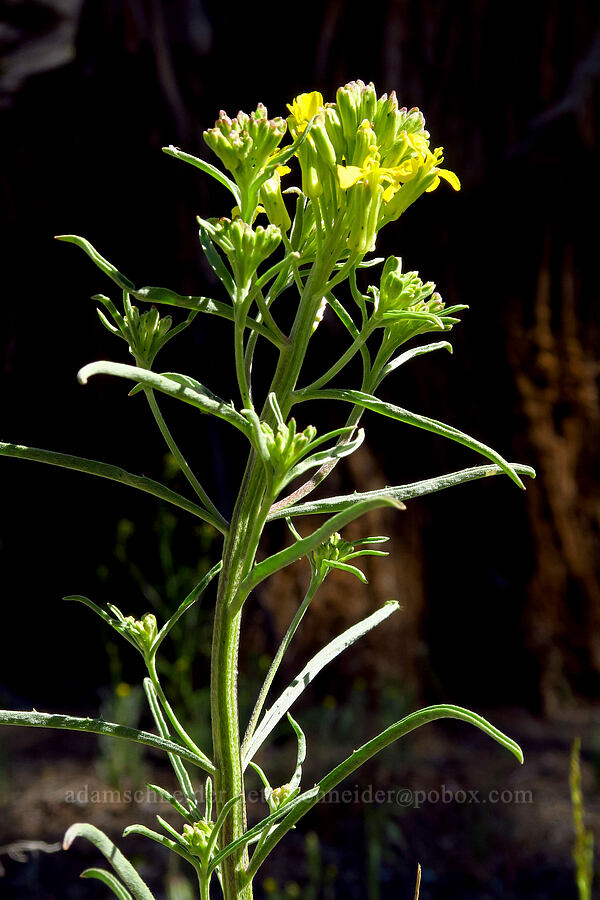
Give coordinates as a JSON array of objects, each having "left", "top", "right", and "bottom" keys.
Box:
[{"left": 285, "top": 81, "right": 460, "bottom": 252}]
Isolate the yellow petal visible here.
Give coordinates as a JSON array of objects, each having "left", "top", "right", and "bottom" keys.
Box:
[
  {"left": 276, "top": 164, "right": 291, "bottom": 177},
  {"left": 382, "top": 183, "right": 396, "bottom": 203},
  {"left": 436, "top": 168, "right": 461, "bottom": 191},
  {"left": 337, "top": 164, "right": 364, "bottom": 190},
  {"left": 286, "top": 91, "right": 324, "bottom": 126},
  {"left": 425, "top": 175, "right": 440, "bottom": 193}
]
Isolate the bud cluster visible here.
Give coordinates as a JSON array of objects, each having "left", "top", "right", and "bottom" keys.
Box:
[
  {"left": 204, "top": 104, "right": 287, "bottom": 190},
  {"left": 108, "top": 606, "right": 158, "bottom": 657},
  {"left": 200, "top": 217, "right": 282, "bottom": 290},
  {"left": 96, "top": 295, "right": 190, "bottom": 368},
  {"left": 311, "top": 531, "right": 388, "bottom": 583},
  {"left": 378, "top": 256, "right": 438, "bottom": 317},
  {"left": 261, "top": 418, "right": 317, "bottom": 489},
  {"left": 181, "top": 820, "right": 214, "bottom": 861}
]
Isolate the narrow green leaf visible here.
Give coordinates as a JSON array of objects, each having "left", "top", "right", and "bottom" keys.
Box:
[
  {"left": 1, "top": 708, "right": 213, "bottom": 773},
  {"left": 78, "top": 361, "right": 253, "bottom": 442},
  {"left": 64, "top": 823, "right": 156, "bottom": 900},
  {"left": 80, "top": 868, "right": 133, "bottom": 900},
  {"left": 287, "top": 713, "right": 306, "bottom": 792},
  {"left": 132, "top": 286, "right": 279, "bottom": 345},
  {"left": 381, "top": 341, "right": 453, "bottom": 379},
  {"left": 151, "top": 561, "right": 222, "bottom": 653},
  {"left": 198, "top": 224, "right": 235, "bottom": 296},
  {"left": 244, "top": 705, "right": 522, "bottom": 882},
  {"left": 56, "top": 235, "right": 136, "bottom": 291},
  {"left": 267, "top": 463, "right": 536, "bottom": 520},
  {"left": 205, "top": 794, "right": 243, "bottom": 863},
  {"left": 0, "top": 441, "right": 226, "bottom": 533},
  {"left": 145, "top": 782, "right": 195, "bottom": 824},
  {"left": 297, "top": 388, "right": 526, "bottom": 489},
  {"left": 163, "top": 145, "right": 241, "bottom": 204},
  {"left": 243, "top": 601, "right": 401, "bottom": 767},
  {"left": 64, "top": 594, "right": 140, "bottom": 653},
  {"left": 207, "top": 787, "right": 320, "bottom": 877},
  {"left": 122, "top": 824, "right": 198, "bottom": 869},
  {"left": 284, "top": 428, "right": 365, "bottom": 487},
  {"left": 241, "top": 497, "right": 403, "bottom": 595}
]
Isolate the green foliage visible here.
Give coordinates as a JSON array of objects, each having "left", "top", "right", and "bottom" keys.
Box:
[
  {"left": 570, "top": 738, "right": 595, "bottom": 900},
  {"left": 0, "top": 80, "right": 535, "bottom": 899}
]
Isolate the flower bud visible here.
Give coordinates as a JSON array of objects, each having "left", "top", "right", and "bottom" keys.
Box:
[
  {"left": 182, "top": 821, "right": 213, "bottom": 859},
  {"left": 204, "top": 217, "right": 282, "bottom": 288},
  {"left": 204, "top": 105, "right": 287, "bottom": 190}
]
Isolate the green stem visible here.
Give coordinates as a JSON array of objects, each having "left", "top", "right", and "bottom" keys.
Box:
[
  {"left": 298, "top": 321, "right": 376, "bottom": 394},
  {"left": 210, "top": 247, "right": 337, "bottom": 900},
  {"left": 143, "top": 387, "right": 227, "bottom": 530}
]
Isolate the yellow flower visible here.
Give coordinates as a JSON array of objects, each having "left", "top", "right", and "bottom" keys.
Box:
[
  {"left": 337, "top": 152, "right": 416, "bottom": 202},
  {"left": 286, "top": 91, "right": 324, "bottom": 133},
  {"left": 338, "top": 145, "right": 460, "bottom": 201}
]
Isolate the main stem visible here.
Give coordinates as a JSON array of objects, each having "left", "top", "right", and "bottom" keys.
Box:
[{"left": 210, "top": 254, "right": 334, "bottom": 900}]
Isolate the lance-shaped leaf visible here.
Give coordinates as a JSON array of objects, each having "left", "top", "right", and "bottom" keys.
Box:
[
  {"left": 0, "top": 708, "right": 213, "bottom": 773},
  {"left": 244, "top": 705, "right": 523, "bottom": 882},
  {"left": 267, "top": 463, "right": 536, "bottom": 520},
  {"left": 380, "top": 340, "right": 453, "bottom": 380},
  {"left": 64, "top": 823, "right": 156, "bottom": 900},
  {"left": 283, "top": 428, "right": 365, "bottom": 487},
  {"left": 243, "top": 600, "right": 400, "bottom": 767},
  {"left": 131, "top": 286, "right": 281, "bottom": 346},
  {"left": 0, "top": 441, "right": 224, "bottom": 532},
  {"left": 151, "top": 561, "right": 222, "bottom": 654},
  {"left": 65, "top": 594, "right": 141, "bottom": 652},
  {"left": 146, "top": 782, "right": 195, "bottom": 824},
  {"left": 81, "top": 869, "right": 133, "bottom": 900},
  {"left": 198, "top": 223, "right": 235, "bottom": 296},
  {"left": 297, "top": 388, "right": 526, "bottom": 489},
  {"left": 78, "top": 361, "right": 253, "bottom": 442},
  {"left": 205, "top": 794, "right": 243, "bottom": 864},
  {"left": 241, "top": 497, "right": 403, "bottom": 596},
  {"left": 56, "top": 235, "right": 136, "bottom": 291},
  {"left": 287, "top": 713, "right": 306, "bottom": 793},
  {"left": 162, "top": 145, "right": 241, "bottom": 204},
  {"left": 122, "top": 824, "right": 199, "bottom": 869}
]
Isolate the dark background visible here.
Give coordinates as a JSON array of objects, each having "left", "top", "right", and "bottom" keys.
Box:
[{"left": 1, "top": 1, "right": 599, "bottom": 898}]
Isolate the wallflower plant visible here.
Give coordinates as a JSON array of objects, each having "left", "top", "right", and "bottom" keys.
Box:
[{"left": 0, "top": 81, "right": 535, "bottom": 899}]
